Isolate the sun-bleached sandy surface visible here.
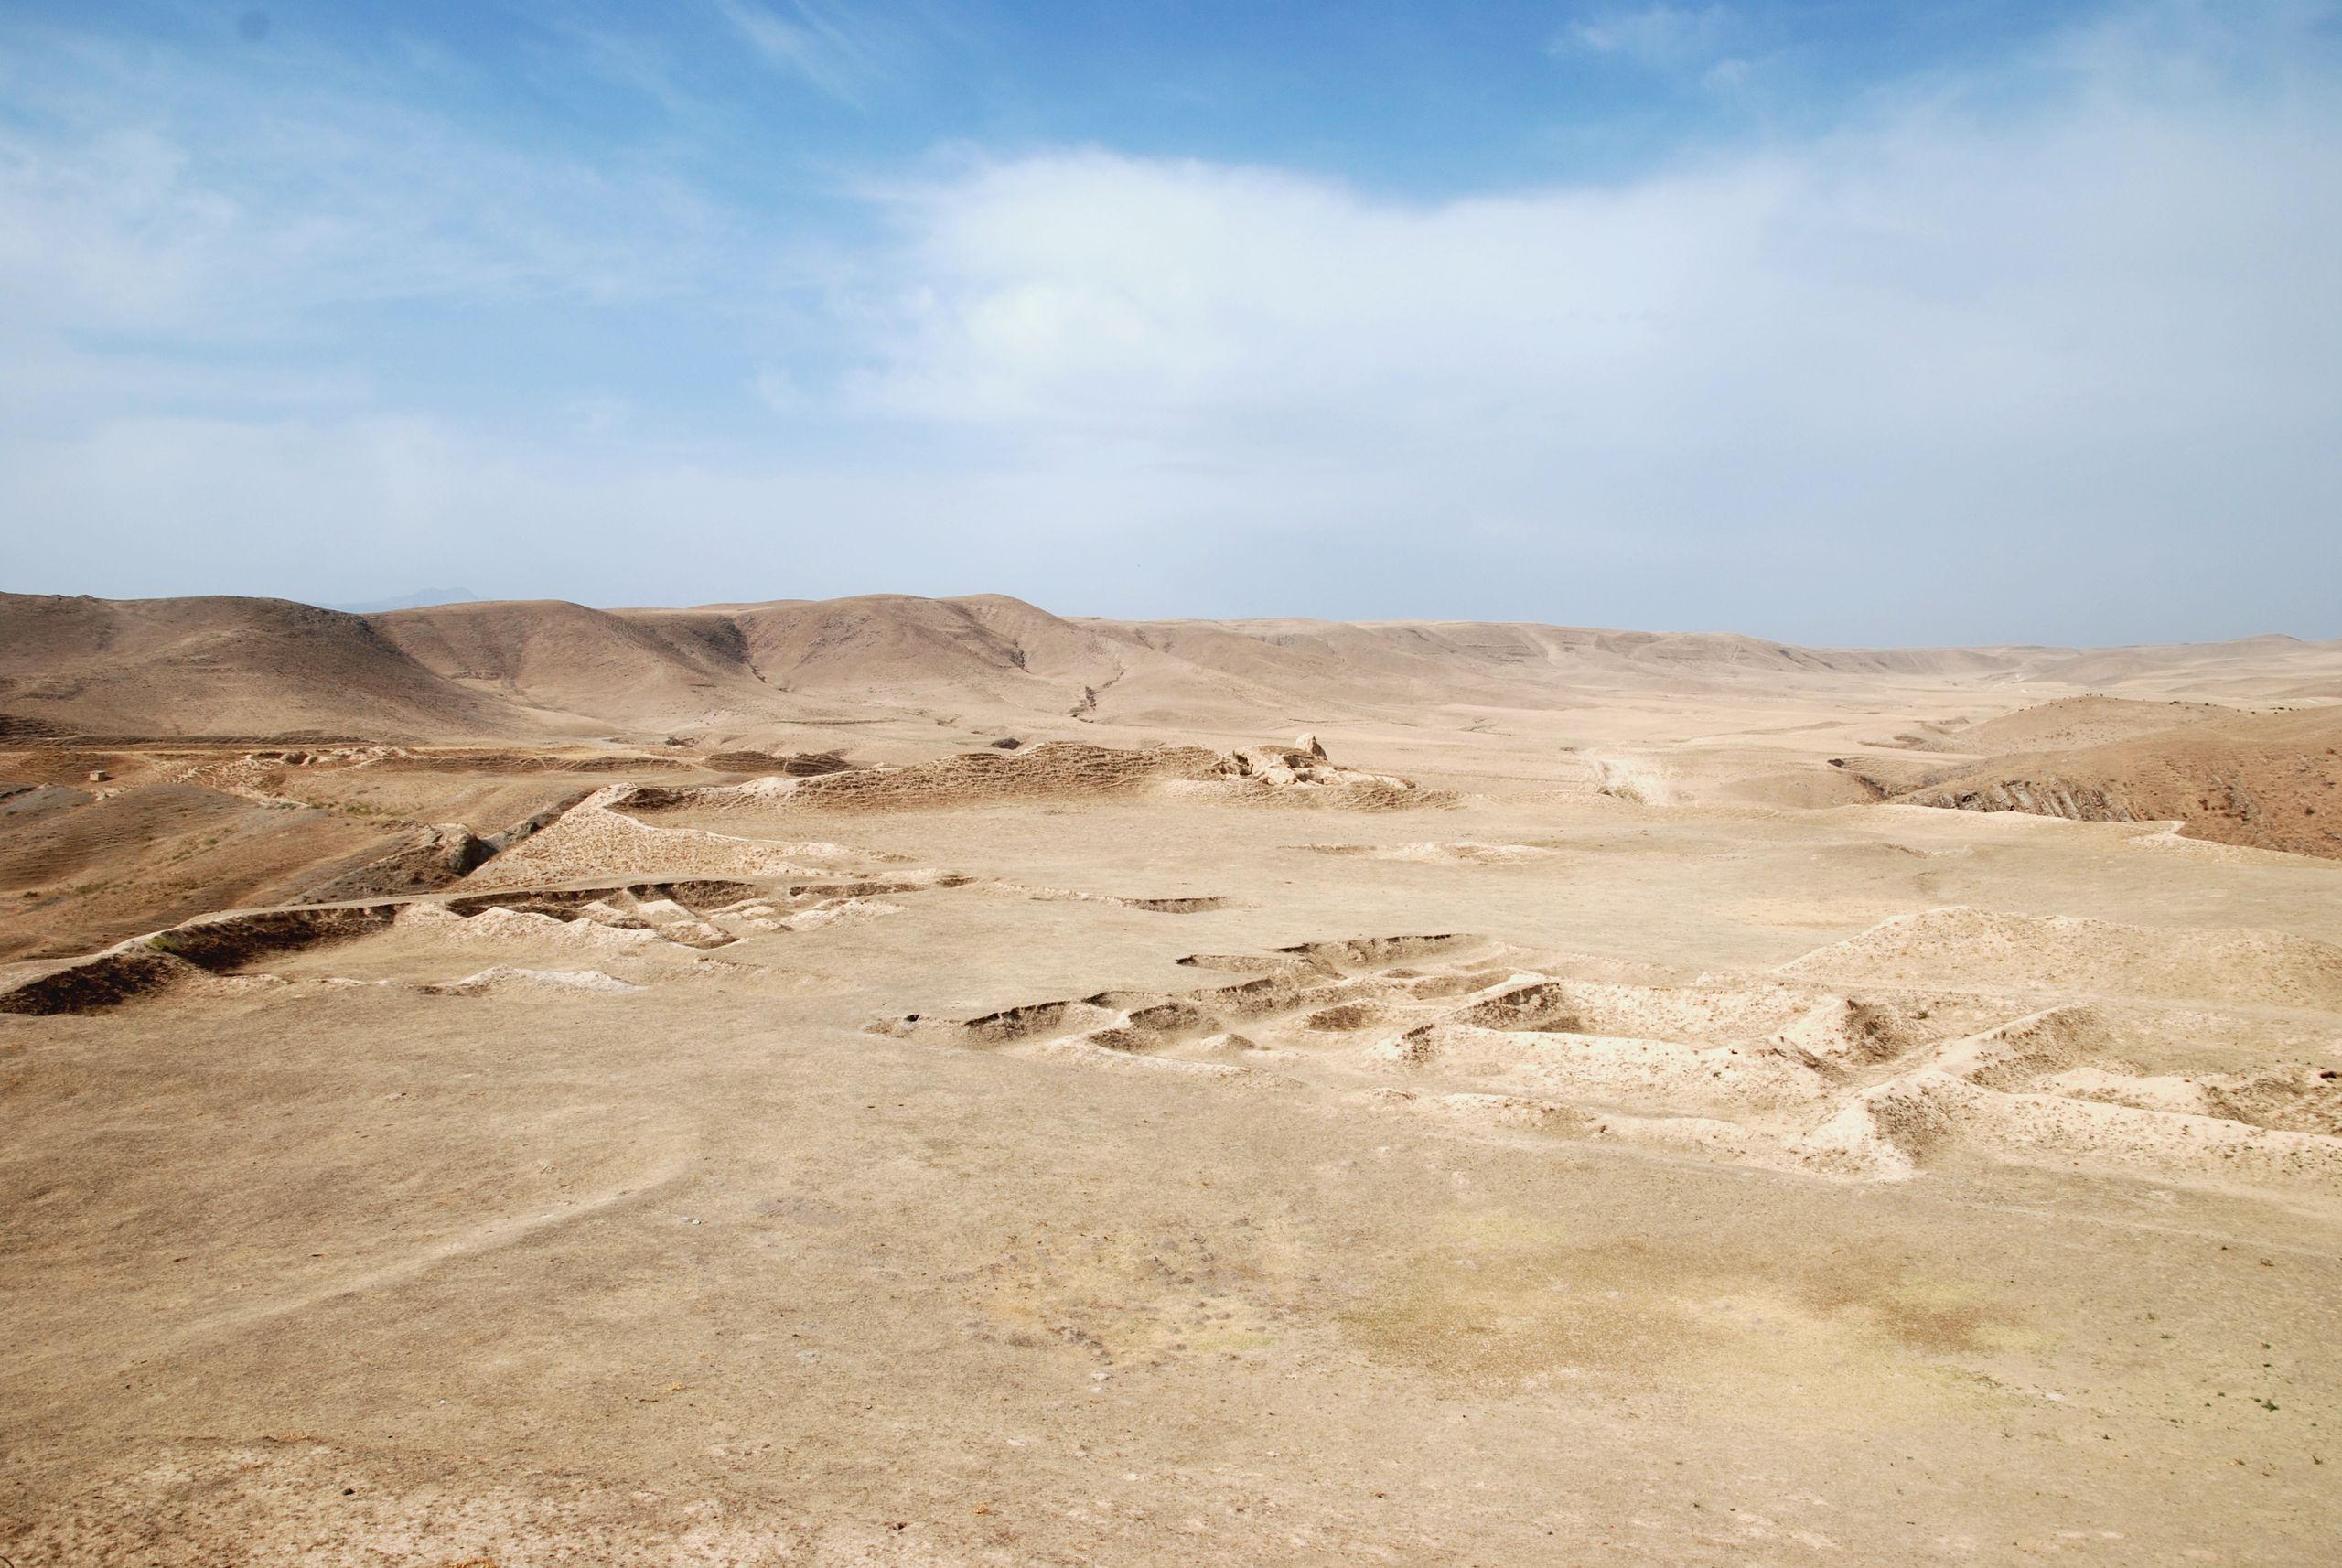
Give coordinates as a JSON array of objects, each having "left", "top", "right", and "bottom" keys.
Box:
[{"left": 4, "top": 594, "right": 2340, "bottom": 1565}]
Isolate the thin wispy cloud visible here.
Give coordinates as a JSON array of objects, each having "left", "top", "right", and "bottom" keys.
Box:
[
  {"left": 1558, "top": 4, "right": 1740, "bottom": 68},
  {"left": 0, "top": 27, "right": 747, "bottom": 437},
  {"left": 714, "top": 0, "right": 892, "bottom": 103}
]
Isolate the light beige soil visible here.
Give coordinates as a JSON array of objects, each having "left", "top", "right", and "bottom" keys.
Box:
[{"left": 5, "top": 602, "right": 2341, "bottom": 1565}]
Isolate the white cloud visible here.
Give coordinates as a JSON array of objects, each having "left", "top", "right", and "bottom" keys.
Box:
[
  {"left": 797, "top": 23, "right": 2342, "bottom": 635},
  {"left": 854, "top": 94, "right": 2340, "bottom": 469}
]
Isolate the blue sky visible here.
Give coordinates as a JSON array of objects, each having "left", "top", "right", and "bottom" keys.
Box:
[{"left": 4, "top": 1, "right": 2339, "bottom": 643}]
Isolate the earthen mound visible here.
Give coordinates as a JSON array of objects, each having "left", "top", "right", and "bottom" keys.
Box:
[
  {"left": 633, "top": 740, "right": 1448, "bottom": 815},
  {"left": 1778, "top": 907, "right": 2342, "bottom": 1009}
]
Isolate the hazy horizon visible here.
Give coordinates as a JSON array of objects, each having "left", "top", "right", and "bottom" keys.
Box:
[{"left": 9, "top": 579, "right": 2335, "bottom": 654}]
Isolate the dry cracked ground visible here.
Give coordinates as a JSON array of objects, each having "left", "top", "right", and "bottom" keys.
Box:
[{"left": 5, "top": 660, "right": 2342, "bottom": 1565}]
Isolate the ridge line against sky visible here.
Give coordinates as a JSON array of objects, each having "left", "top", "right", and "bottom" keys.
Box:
[{"left": 2, "top": 1, "right": 2338, "bottom": 645}]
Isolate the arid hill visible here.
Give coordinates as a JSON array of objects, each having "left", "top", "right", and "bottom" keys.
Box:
[
  {"left": 1864, "top": 695, "right": 2238, "bottom": 756},
  {"left": 371, "top": 598, "right": 769, "bottom": 734},
  {"left": 5, "top": 590, "right": 2337, "bottom": 743},
  {"left": 0, "top": 593, "right": 525, "bottom": 738},
  {"left": 1896, "top": 704, "right": 2342, "bottom": 858}
]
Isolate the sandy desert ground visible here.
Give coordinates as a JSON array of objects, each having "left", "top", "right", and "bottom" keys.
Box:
[{"left": 5, "top": 590, "right": 2341, "bottom": 1566}]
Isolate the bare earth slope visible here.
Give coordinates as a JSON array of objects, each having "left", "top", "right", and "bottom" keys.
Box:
[
  {"left": 1897, "top": 705, "right": 2342, "bottom": 857},
  {"left": 0, "top": 592, "right": 525, "bottom": 738},
  {"left": 372, "top": 598, "right": 772, "bottom": 735}
]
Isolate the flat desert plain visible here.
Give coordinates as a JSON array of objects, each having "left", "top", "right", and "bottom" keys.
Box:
[{"left": 4, "top": 591, "right": 2340, "bottom": 1566}]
